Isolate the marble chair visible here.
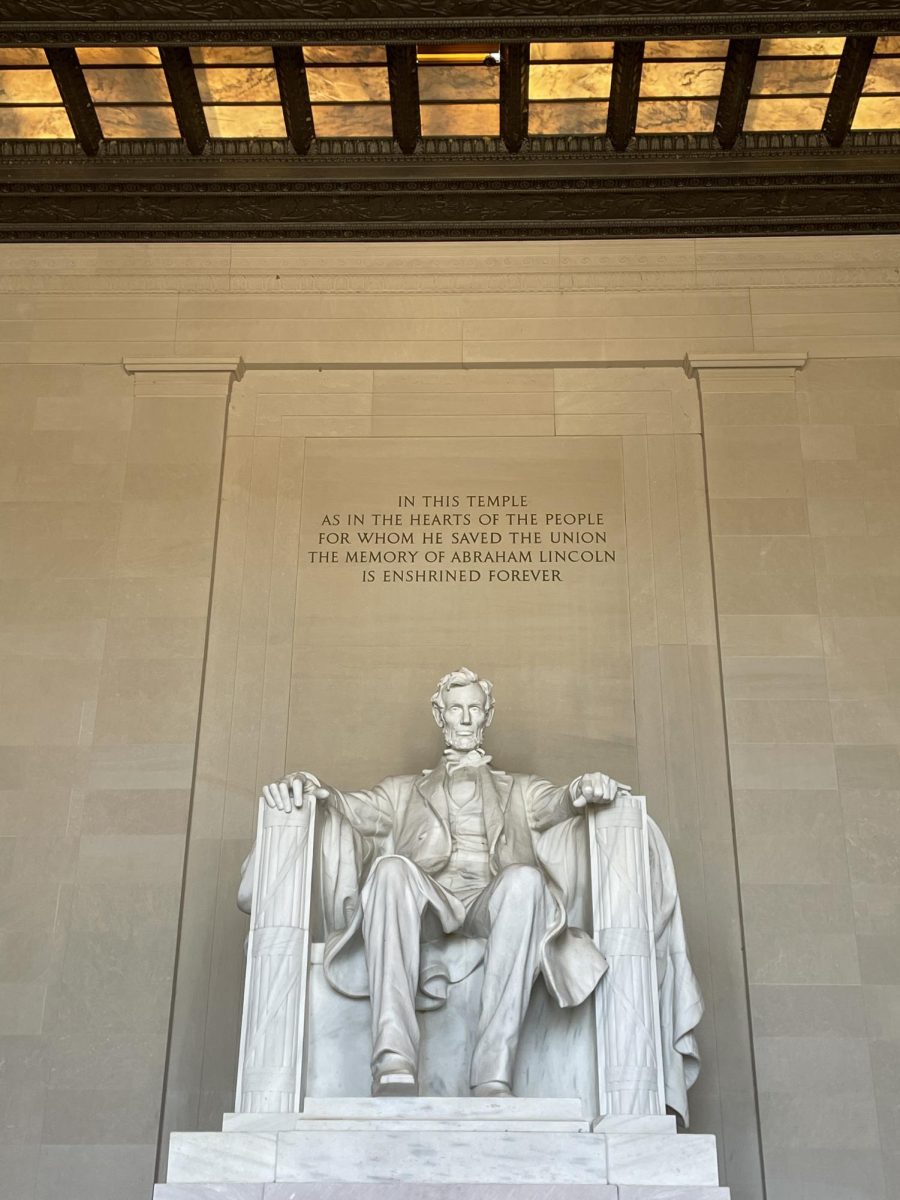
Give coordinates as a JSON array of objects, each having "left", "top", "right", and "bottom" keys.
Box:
[{"left": 234, "top": 790, "right": 669, "bottom": 1121}]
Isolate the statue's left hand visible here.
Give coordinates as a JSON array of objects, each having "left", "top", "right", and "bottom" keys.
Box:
[{"left": 572, "top": 772, "right": 631, "bottom": 807}]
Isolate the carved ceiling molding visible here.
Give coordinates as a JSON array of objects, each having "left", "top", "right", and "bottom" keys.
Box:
[
  {"left": 2, "top": 0, "right": 900, "bottom": 42},
  {"left": 2, "top": 130, "right": 899, "bottom": 168},
  {"left": 2, "top": 168, "right": 898, "bottom": 240}
]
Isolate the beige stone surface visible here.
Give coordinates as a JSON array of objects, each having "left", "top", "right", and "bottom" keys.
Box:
[
  {"left": 0, "top": 358, "right": 232, "bottom": 1200},
  {"left": 697, "top": 352, "right": 900, "bottom": 1200},
  {"left": 1, "top": 237, "right": 899, "bottom": 1200}
]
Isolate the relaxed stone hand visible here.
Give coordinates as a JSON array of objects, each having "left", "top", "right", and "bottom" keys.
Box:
[
  {"left": 571, "top": 772, "right": 631, "bottom": 807},
  {"left": 260, "top": 772, "right": 330, "bottom": 811}
]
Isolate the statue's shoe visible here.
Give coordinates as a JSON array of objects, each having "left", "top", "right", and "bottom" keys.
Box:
[
  {"left": 372, "top": 1055, "right": 418, "bottom": 1097},
  {"left": 471, "top": 1080, "right": 513, "bottom": 1097}
]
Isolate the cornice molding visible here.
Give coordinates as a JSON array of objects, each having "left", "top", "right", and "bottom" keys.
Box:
[
  {"left": 684, "top": 353, "right": 809, "bottom": 375},
  {"left": 124, "top": 356, "right": 245, "bottom": 378},
  {"left": 1, "top": 1, "right": 899, "bottom": 41}
]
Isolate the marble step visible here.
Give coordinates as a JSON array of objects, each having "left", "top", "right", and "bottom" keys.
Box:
[
  {"left": 156, "top": 1185, "right": 730, "bottom": 1199},
  {"left": 167, "top": 1128, "right": 720, "bottom": 1188},
  {"left": 224, "top": 1095, "right": 588, "bottom": 1133}
]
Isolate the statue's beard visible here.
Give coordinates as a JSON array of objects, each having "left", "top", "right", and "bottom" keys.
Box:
[{"left": 444, "top": 728, "right": 484, "bottom": 750}]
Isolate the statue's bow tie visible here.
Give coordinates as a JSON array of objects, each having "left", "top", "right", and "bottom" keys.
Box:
[{"left": 443, "top": 748, "right": 493, "bottom": 774}]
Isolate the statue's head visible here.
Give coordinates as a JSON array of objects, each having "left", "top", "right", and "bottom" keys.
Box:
[{"left": 431, "top": 668, "right": 495, "bottom": 751}]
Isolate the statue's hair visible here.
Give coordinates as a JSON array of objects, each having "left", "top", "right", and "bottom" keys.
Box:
[{"left": 431, "top": 667, "right": 494, "bottom": 715}]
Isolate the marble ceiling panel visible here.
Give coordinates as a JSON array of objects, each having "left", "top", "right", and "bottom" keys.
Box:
[
  {"left": 759, "top": 37, "right": 845, "bottom": 56},
  {"left": 420, "top": 102, "right": 498, "bottom": 136},
  {"left": 78, "top": 46, "right": 161, "bottom": 65},
  {"left": 204, "top": 105, "right": 286, "bottom": 137},
  {"left": 195, "top": 66, "right": 280, "bottom": 104},
  {"left": 644, "top": 40, "right": 728, "bottom": 58},
  {"left": 529, "top": 63, "right": 612, "bottom": 101},
  {"left": 312, "top": 103, "right": 393, "bottom": 136},
  {"left": 0, "top": 68, "right": 63, "bottom": 104},
  {"left": 0, "top": 48, "right": 47, "bottom": 65},
  {"left": 640, "top": 61, "right": 725, "bottom": 97},
  {"left": 0, "top": 106, "right": 72, "bottom": 136},
  {"left": 752, "top": 58, "right": 840, "bottom": 95},
  {"left": 530, "top": 43, "right": 614, "bottom": 61},
  {"left": 304, "top": 46, "right": 387, "bottom": 64},
  {"left": 83, "top": 67, "right": 171, "bottom": 103},
  {"left": 528, "top": 100, "right": 608, "bottom": 134},
  {"left": 306, "top": 66, "right": 390, "bottom": 103},
  {"left": 744, "top": 96, "right": 829, "bottom": 130},
  {"left": 96, "top": 105, "right": 180, "bottom": 137},
  {"left": 636, "top": 98, "right": 718, "bottom": 133},
  {"left": 854, "top": 96, "right": 900, "bottom": 127},
  {"left": 418, "top": 65, "right": 498, "bottom": 101},
  {"left": 864, "top": 57, "right": 900, "bottom": 92},
  {"left": 190, "top": 47, "right": 273, "bottom": 64}
]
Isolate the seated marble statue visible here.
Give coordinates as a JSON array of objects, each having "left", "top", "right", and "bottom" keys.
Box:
[{"left": 246, "top": 667, "right": 702, "bottom": 1115}]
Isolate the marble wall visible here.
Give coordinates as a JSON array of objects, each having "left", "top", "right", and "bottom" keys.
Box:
[
  {"left": 0, "top": 237, "right": 898, "bottom": 1200},
  {"left": 0, "top": 355, "right": 234, "bottom": 1198},
  {"left": 699, "top": 355, "right": 900, "bottom": 1200}
]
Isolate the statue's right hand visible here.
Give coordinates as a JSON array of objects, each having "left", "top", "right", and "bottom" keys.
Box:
[{"left": 261, "top": 771, "right": 330, "bottom": 812}]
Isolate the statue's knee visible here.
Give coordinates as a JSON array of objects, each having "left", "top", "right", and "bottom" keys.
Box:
[
  {"left": 367, "top": 856, "right": 415, "bottom": 894},
  {"left": 495, "top": 863, "right": 545, "bottom": 904}
]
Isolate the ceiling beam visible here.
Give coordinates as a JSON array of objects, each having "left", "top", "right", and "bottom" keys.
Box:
[
  {"left": 386, "top": 44, "right": 421, "bottom": 155},
  {"left": 823, "top": 35, "right": 878, "bottom": 147},
  {"left": 607, "top": 41, "right": 644, "bottom": 152},
  {"left": 273, "top": 45, "right": 314, "bottom": 155},
  {"left": 44, "top": 46, "right": 102, "bottom": 156},
  {"left": 714, "top": 38, "right": 760, "bottom": 150},
  {"left": 500, "top": 42, "right": 530, "bottom": 153},
  {"left": 159, "top": 46, "right": 208, "bottom": 155},
  {"left": 3, "top": 2, "right": 899, "bottom": 44}
]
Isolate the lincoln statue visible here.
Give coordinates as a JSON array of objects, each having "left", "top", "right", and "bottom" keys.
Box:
[{"left": 247, "top": 667, "right": 633, "bottom": 1099}]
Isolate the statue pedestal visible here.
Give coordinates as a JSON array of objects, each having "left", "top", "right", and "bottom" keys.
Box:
[{"left": 156, "top": 1097, "right": 728, "bottom": 1199}]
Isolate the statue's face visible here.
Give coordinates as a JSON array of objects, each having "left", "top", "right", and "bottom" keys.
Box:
[{"left": 438, "top": 682, "right": 490, "bottom": 750}]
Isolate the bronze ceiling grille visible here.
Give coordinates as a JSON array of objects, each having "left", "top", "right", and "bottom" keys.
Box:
[{"left": 0, "top": 1, "right": 899, "bottom": 239}]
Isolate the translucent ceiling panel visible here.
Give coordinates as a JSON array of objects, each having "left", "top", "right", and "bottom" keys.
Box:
[
  {"left": 758, "top": 37, "right": 845, "bottom": 56},
  {"left": 98, "top": 107, "right": 181, "bottom": 137},
  {"left": 863, "top": 56, "right": 900, "bottom": 93},
  {"left": 752, "top": 58, "right": 840, "bottom": 95},
  {"left": 196, "top": 67, "right": 280, "bottom": 103},
  {"left": 640, "top": 61, "right": 725, "bottom": 97},
  {"left": 0, "top": 64, "right": 74, "bottom": 138},
  {"left": 744, "top": 97, "right": 830, "bottom": 131},
  {"left": 0, "top": 69, "right": 63, "bottom": 104},
  {"left": 205, "top": 106, "right": 286, "bottom": 137},
  {"left": 0, "top": 48, "right": 48, "bottom": 65},
  {"left": 528, "top": 101, "right": 608, "bottom": 134},
  {"left": 418, "top": 64, "right": 498, "bottom": 101},
  {"left": 312, "top": 104, "right": 393, "bottom": 136},
  {"left": 420, "top": 103, "right": 498, "bottom": 136},
  {"left": 83, "top": 68, "right": 171, "bottom": 103},
  {"left": 77, "top": 47, "right": 161, "bottom": 65},
  {"left": 637, "top": 99, "right": 718, "bottom": 133},
  {"left": 530, "top": 42, "right": 614, "bottom": 61},
  {"left": 529, "top": 63, "right": 612, "bottom": 101},
  {"left": 854, "top": 97, "right": 900, "bottom": 128},
  {"left": 0, "top": 107, "right": 73, "bottom": 137},
  {"left": 644, "top": 40, "right": 729, "bottom": 58},
  {"left": 190, "top": 47, "right": 273, "bottom": 64},
  {"left": 304, "top": 46, "right": 387, "bottom": 64},
  {"left": 306, "top": 65, "right": 390, "bottom": 102},
  {"left": 855, "top": 43, "right": 900, "bottom": 128}
]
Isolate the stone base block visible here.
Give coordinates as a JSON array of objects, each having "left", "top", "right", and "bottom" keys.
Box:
[
  {"left": 162, "top": 1098, "right": 724, "bottom": 1195},
  {"left": 155, "top": 1185, "right": 730, "bottom": 1199}
]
